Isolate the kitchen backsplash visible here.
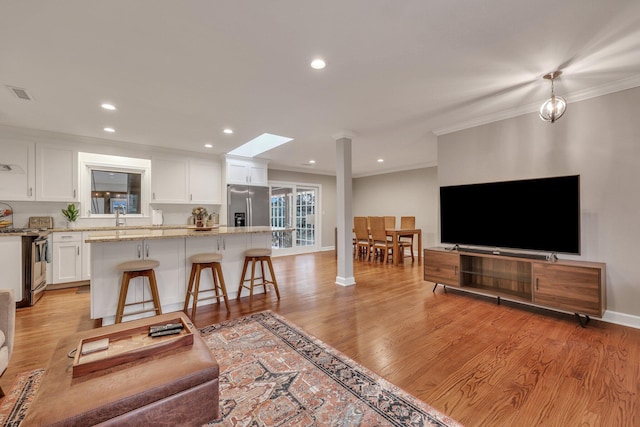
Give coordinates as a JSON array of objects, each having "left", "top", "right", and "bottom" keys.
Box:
[{"left": 3, "top": 201, "right": 221, "bottom": 229}]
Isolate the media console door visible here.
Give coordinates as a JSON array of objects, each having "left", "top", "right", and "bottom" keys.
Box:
[
  {"left": 532, "top": 262, "right": 605, "bottom": 317},
  {"left": 423, "top": 249, "right": 460, "bottom": 287}
]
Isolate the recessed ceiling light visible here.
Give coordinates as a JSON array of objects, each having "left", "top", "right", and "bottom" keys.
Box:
[
  {"left": 103, "top": 127, "right": 115, "bottom": 133},
  {"left": 223, "top": 128, "right": 233, "bottom": 134},
  {"left": 310, "top": 58, "right": 326, "bottom": 70},
  {"left": 204, "top": 143, "right": 213, "bottom": 148},
  {"left": 377, "top": 158, "right": 384, "bottom": 163},
  {"left": 101, "top": 103, "right": 116, "bottom": 111},
  {"left": 309, "top": 160, "right": 316, "bottom": 164}
]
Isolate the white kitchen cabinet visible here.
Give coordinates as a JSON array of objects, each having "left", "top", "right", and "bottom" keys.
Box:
[
  {"left": 0, "top": 236, "right": 23, "bottom": 302},
  {"left": 52, "top": 232, "right": 82, "bottom": 284},
  {"left": 35, "top": 144, "right": 78, "bottom": 202},
  {"left": 90, "top": 237, "right": 185, "bottom": 323},
  {"left": 0, "top": 140, "right": 35, "bottom": 201},
  {"left": 226, "top": 157, "right": 268, "bottom": 186},
  {"left": 188, "top": 159, "right": 222, "bottom": 204},
  {"left": 150, "top": 157, "right": 188, "bottom": 203},
  {"left": 151, "top": 156, "right": 221, "bottom": 204}
]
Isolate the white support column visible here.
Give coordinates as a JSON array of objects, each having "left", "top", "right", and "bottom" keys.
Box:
[{"left": 334, "top": 132, "right": 355, "bottom": 286}]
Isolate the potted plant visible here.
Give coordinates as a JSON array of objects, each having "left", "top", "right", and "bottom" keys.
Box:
[
  {"left": 61, "top": 203, "right": 79, "bottom": 228},
  {"left": 192, "top": 207, "right": 208, "bottom": 228}
]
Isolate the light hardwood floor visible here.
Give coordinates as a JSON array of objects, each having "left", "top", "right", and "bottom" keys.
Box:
[{"left": 3, "top": 251, "right": 639, "bottom": 426}]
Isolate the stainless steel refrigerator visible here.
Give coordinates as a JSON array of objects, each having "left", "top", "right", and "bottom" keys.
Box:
[{"left": 227, "top": 185, "right": 270, "bottom": 227}]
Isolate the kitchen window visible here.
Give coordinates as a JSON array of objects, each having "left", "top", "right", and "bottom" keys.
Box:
[{"left": 79, "top": 153, "right": 151, "bottom": 218}]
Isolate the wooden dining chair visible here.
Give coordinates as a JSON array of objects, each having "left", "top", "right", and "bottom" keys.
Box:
[
  {"left": 384, "top": 216, "right": 396, "bottom": 244},
  {"left": 353, "top": 216, "right": 371, "bottom": 260},
  {"left": 399, "top": 216, "right": 415, "bottom": 261},
  {"left": 369, "top": 216, "right": 403, "bottom": 263},
  {"left": 384, "top": 216, "right": 396, "bottom": 229}
]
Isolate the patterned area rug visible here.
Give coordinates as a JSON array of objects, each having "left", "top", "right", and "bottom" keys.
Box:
[
  {"left": 0, "top": 369, "right": 43, "bottom": 427},
  {"left": 202, "top": 311, "right": 460, "bottom": 426},
  {"left": 0, "top": 312, "right": 461, "bottom": 426}
]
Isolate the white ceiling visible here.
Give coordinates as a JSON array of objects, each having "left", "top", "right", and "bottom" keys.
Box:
[{"left": 1, "top": 1, "right": 640, "bottom": 177}]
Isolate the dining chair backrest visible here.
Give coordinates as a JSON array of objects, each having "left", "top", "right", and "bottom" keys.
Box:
[
  {"left": 384, "top": 216, "right": 396, "bottom": 230},
  {"left": 400, "top": 216, "right": 415, "bottom": 229},
  {"left": 354, "top": 217, "right": 369, "bottom": 241},
  {"left": 369, "top": 216, "right": 387, "bottom": 243}
]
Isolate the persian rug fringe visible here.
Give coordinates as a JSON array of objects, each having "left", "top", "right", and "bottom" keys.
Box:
[{"left": 0, "top": 369, "right": 44, "bottom": 427}]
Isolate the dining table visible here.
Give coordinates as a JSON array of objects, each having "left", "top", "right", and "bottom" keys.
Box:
[{"left": 385, "top": 228, "right": 422, "bottom": 266}]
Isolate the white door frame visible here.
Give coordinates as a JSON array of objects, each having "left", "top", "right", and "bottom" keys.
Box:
[{"left": 269, "top": 180, "right": 321, "bottom": 256}]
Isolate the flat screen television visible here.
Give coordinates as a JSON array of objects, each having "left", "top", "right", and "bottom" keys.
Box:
[{"left": 440, "top": 175, "right": 580, "bottom": 255}]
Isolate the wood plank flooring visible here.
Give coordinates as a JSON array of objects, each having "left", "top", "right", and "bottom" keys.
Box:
[{"left": 3, "top": 251, "right": 639, "bottom": 426}]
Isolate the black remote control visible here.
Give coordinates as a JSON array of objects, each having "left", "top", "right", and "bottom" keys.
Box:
[
  {"left": 150, "top": 328, "right": 182, "bottom": 338},
  {"left": 149, "top": 323, "right": 184, "bottom": 335}
]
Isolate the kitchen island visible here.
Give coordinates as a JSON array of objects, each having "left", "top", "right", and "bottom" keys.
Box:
[{"left": 86, "top": 226, "right": 282, "bottom": 325}]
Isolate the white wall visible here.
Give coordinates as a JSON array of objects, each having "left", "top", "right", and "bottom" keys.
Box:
[
  {"left": 438, "top": 86, "right": 640, "bottom": 319},
  {"left": 353, "top": 167, "right": 439, "bottom": 250}
]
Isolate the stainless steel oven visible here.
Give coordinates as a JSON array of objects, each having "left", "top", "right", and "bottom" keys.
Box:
[{"left": 2, "top": 230, "right": 50, "bottom": 307}]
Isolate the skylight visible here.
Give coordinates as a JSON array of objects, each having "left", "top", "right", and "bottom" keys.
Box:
[{"left": 228, "top": 133, "right": 293, "bottom": 157}]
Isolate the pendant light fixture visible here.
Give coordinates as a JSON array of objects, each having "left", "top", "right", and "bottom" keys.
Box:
[{"left": 539, "top": 71, "right": 566, "bottom": 123}]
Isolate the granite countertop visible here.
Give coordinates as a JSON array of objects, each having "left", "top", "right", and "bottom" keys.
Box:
[{"left": 83, "top": 226, "right": 290, "bottom": 243}]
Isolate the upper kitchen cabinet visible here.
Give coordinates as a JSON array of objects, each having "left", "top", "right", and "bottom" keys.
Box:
[
  {"left": 225, "top": 157, "right": 268, "bottom": 186},
  {"left": 189, "top": 158, "right": 222, "bottom": 204},
  {"left": 0, "top": 141, "right": 78, "bottom": 202},
  {"left": 35, "top": 144, "right": 78, "bottom": 202},
  {"left": 0, "top": 140, "right": 36, "bottom": 201},
  {"left": 151, "top": 157, "right": 188, "bottom": 203},
  {"left": 151, "top": 156, "right": 221, "bottom": 204}
]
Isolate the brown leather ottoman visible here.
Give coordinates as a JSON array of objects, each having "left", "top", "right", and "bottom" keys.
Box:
[{"left": 23, "top": 312, "right": 219, "bottom": 427}]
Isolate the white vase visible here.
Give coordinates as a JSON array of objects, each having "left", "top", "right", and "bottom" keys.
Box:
[{"left": 67, "top": 221, "right": 76, "bottom": 229}]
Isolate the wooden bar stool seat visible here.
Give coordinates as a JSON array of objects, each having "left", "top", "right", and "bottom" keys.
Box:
[
  {"left": 115, "top": 259, "right": 162, "bottom": 324},
  {"left": 184, "top": 252, "right": 230, "bottom": 319},
  {"left": 237, "top": 248, "right": 280, "bottom": 303}
]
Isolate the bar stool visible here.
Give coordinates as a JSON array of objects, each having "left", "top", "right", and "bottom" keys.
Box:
[
  {"left": 237, "top": 248, "right": 280, "bottom": 303},
  {"left": 184, "top": 252, "right": 230, "bottom": 319},
  {"left": 115, "top": 259, "right": 162, "bottom": 324}
]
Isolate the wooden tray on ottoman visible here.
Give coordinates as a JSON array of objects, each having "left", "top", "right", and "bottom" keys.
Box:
[{"left": 72, "top": 316, "right": 194, "bottom": 378}]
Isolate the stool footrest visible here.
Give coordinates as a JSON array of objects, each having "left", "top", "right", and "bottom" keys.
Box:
[{"left": 120, "top": 307, "right": 161, "bottom": 317}]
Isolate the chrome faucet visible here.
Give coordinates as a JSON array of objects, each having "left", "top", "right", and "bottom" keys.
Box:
[{"left": 115, "top": 206, "right": 126, "bottom": 226}]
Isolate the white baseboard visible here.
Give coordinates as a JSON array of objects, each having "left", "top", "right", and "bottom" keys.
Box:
[{"left": 601, "top": 310, "right": 640, "bottom": 329}]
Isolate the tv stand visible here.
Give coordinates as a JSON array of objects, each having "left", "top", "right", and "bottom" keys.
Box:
[{"left": 423, "top": 247, "right": 606, "bottom": 327}]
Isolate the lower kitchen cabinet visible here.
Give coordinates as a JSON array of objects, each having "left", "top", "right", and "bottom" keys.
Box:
[{"left": 52, "top": 232, "right": 82, "bottom": 284}]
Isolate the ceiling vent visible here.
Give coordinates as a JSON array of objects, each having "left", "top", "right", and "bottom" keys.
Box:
[{"left": 6, "top": 85, "right": 33, "bottom": 101}]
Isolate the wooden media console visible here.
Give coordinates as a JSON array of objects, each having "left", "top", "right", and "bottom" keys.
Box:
[{"left": 424, "top": 247, "right": 606, "bottom": 326}]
